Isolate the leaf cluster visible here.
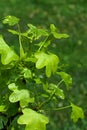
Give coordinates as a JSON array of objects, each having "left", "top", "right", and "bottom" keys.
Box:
[{"left": 0, "top": 16, "right": 84, "bottom": 130}]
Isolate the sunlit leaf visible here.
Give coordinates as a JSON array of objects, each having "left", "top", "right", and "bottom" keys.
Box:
[
  {"left": 3, "top": 15, "right": 19, "bottom": 26},
  {"left": 18, "top": 108, "right": 49, "bottom": 130},
  {"left": 9, "top": 89, "right": 34, "bottom": 107},
  {"left": 57, "top": 72, "right": 72, "bottom": 90},
  {"left": 0, "top": 35, "right": 19, "bottom": 65},
  {"left": 35, "top": 52, "right": 59, "bottom": 77},
  {"left": 8, "top": 83, "right": 18, "bottom": 91},
  {"left": 71, "top": 103, "right": 84, "bottom": 122}
]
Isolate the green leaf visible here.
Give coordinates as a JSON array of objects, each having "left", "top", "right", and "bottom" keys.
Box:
[
  {"left": 50, "top": 83, "right": 65, "bottom": 99},
  {"left": 0, "top": 35, "right": 19, "bottom": 65},
  {"left": 9, "top": 89, "right": 34, "bottom": 107},
  {"left": 57, "top": 72, "right": 72, "bottom": 90},
  {"left": 22, "top": 68, "right": 32, "bottom": 79},
  {"left": 50, "top": 24, "right": 58, "bottom": 32},
  {"left": 50, "top": 24, "right": 69, "bottom": 39},
  {"left": 71, "top": 103, "right": 84, "bottom": 122},
  {"left": 8, "top": 83, "right": 18, "bottom": 91},
  {"left": 3, "top": 15, "right": 19, "bottom": 26},
  {"left": 8, "top": 29, "right": 20, "bottom": 35},
  {"left": 53, "top": 33, "right": 69, "bottom": 39},
  {"left": 8, "top": 29, "right": 26, "bottom": 59},
  {"left": 0, "top": 105, "right": 6, "bottom": 112},
  {"left": 37, "top": 40, "right": 51, "bottom": 48},
  {"left": 27, "top": 24, "right": 48, "bottom": 40},
  {"left": 19, "top": 39, "right": 26, "bottom": 59},
  {"left": 35, "top": 52, "right": 59, "bottom": 77},
  {"left": 18, "top": 108, "right": 49, "bottom": 130}
]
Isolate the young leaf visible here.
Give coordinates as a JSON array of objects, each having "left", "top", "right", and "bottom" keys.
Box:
[
  {"left": 22, "top": 68, "right": 32, "bottom": 79},
  {"left": 71, "top": 103, "right": 84, "bottom": 122},
  {"left": 27, "top": 24, "right": 48, "bottom": 40},
  {"left": 57, "top": 72, "right": 72, "bottom": 90},
  {"left": 3, "top": 15, "right": 19, "bottom": 26},
  {"left": 50, "top": 24, "right": 69, "bottom": 39},
  {"left": 50, "top": 24, "right": 57, "bottom": 32},
  {"left": 9, "top": 89, "right": 34, "bottom": 107},
  {"left": 18, "top": 108, "right": 49, "bottom": 130},
  {"left": 8, "top": 83, "right": 18, "bottom": 91},
  {"left": 0, "top": 35, "right": 19, "bottom": 65},
  {"left": 50, "top": 83, "right": 65, "bottom": 99},
  {"left": 0, "top": 105, "right": 6, "bottom": 112},
  {"left": 35, "top": 52, "right": 59, "bottom": 77},
  {"left": 52, "top": 33, "right": 69, "bottom": 39}
]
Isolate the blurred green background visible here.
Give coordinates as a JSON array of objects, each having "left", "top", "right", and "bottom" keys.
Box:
[{"left": 0, "top": 0, "right": 87, "bottom": 130}]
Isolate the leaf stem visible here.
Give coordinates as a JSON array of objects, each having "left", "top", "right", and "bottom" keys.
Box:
[
  {"left": 38, "top": 80, "right": 64, "bottom": 110},
  {"left": 57, "top": 79, "right": 64, "bottom": 87},
  {"left": 17, "top": 24, "right": 21, "bottom": 44},
  {"left": 38, "top": 90, "right": 56, "bottom": 109},
  {"left": 38, "top": 33, "right": 52, "bottom": 52},
  {"left": 51, "top": 105, "right": 71, "bottom": 111}
]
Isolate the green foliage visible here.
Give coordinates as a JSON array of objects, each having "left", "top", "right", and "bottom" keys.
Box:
[
  {"left": 3, "top": 15, "right": 20, "bottom": 26},
  {"left": 35, "top": 52, "right": 59, "bottom": 77},
  {"left": 71, "top": 103, "right": 84, "bottom": 123},
  {"left": 0, "top": 35, "right": 19, "bottom": 65},
  {"left": 18, "top": 108, "right": 49, "bottom": 130},
  {"left": 0, "top": 16, "right": 84, "bottom": 130},
  {"left": 57, "top": 72, "right": 72, "bottom": 90}
]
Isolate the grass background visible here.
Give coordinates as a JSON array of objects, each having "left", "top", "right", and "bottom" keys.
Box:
[{"left": 0, "top": 0, "right": 87, "bottom": 129}]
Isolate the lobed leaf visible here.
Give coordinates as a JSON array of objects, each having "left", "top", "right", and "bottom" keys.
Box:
[
  {"left": 35, "top": 52, "right": 59, "bottom": 77},
  {"left": 9, "top": 88, "right": 34, "bottom": 107},
  {"left": 71, "top": 103, "right": 84, "bottom": 122},
  {"left": 18, "top": 108, "right": 49, "bottom": 130}
]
